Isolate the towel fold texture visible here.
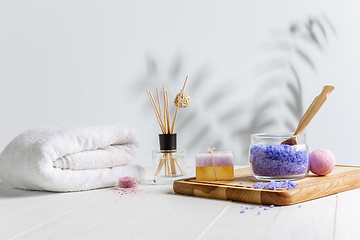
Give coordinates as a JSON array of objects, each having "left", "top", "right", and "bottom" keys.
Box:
[{"left": 0, "top": 123, "right": 144, "bottom": 192}]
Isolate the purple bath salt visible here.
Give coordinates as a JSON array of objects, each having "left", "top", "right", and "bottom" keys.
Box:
[
  {"left": 240, "top": 210, "right": 245, "bottom": 213},
  {"left": 251, "top": 180, "right": 298, "bottom": 190},
  {"left": 250, "top": 144, "right": 309, "bottom": 176}
]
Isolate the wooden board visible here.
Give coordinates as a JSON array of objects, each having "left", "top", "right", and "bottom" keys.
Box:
[{"left": 173, "top": 165, "right": 360, "bottom": 206}]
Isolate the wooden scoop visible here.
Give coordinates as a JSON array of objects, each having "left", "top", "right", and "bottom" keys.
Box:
[{"left": 281, "top": 85, "right": 335, "bottom": 145}]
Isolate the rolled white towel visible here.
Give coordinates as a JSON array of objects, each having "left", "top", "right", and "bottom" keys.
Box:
[{"left": 0, "top": 123, "right": 144, "bottom": 192}]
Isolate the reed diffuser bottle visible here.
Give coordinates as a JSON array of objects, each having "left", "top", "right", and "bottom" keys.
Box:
[
  {"left": 152, "top": 134, "right": 185, "bottom": 184},
  {"left": 147, "top": 76, "right": 190, "bottom": 184}
]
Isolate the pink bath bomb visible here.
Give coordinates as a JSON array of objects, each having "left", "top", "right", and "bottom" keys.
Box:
[{"left": 309, "top": 149, "right": 335, "bottom": 176}]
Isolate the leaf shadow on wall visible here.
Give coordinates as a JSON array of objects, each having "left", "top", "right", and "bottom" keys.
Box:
[{"left": 129, "top": 14, "right": 336, "bottom": 165}]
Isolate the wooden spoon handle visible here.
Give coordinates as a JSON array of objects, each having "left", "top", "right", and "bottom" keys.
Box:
[{"left": 294, "top": 85, "right": 335, "bottom": 135}]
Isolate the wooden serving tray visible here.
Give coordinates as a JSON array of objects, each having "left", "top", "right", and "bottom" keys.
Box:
[{"left": 173, "top": 165, "right": 360, "bottom": 206}]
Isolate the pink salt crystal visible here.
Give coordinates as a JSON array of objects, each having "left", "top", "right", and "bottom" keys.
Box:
[
  {"left": 118, "top": 176, "right": 137, "bottom": 188},
  {"left": 309, "top": 149, "right": 335, "bottom": 176}
]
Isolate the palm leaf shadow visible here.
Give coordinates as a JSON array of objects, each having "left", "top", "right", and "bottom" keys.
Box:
[
  {"left": 130, "top": 15, "right": 336, "bottom": 165},
  {"left": 233, "top": 15, "right": 336, "bottom": 164}
]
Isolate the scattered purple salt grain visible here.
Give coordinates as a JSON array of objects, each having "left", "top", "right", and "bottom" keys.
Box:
[
  {"left": 240, "top": 182, "right": 243, "bottom": 184},
  {"left": 299, "top": 205, "right": 302, "bottom": 208},
  {"left": 239, "top": 205, "right": 277, "bottom": 215},
  {"left": 250, "top": 144, "right": 308, "bottom": 176},
  {"left": 251, "top": 180, "right": 298, "bottom": 190}
]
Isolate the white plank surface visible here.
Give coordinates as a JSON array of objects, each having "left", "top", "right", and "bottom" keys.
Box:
[
  {"left": 334, "top": 188, "right": 360, "bottom": 240},
  {"left": 0, "top": 169, "right": 359, "bottom": 240},
  {"left": 197, "top": 201, "right": 281, "bottom": 240},
  {"left": 265, "top": 195, "right": 337, "bottom": 240},
  {"left": 196, "top": 195, "right": 337, "bottom": 240}
]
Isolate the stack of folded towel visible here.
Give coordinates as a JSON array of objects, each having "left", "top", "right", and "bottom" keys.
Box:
[{"left": 0, "top": 123, "right": 144, "bottom": 192}]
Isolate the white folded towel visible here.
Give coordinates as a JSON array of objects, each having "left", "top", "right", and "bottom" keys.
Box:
[{"left": 0, "top": 123, "right": 144, "bottom": 192}]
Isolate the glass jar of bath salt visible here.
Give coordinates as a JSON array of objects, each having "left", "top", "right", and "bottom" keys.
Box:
[
  {"left": 249, "top": 132, "right": 309, "bottom": 181},
  {"left": 152, "top": 134, "right": 186, "bottom": 184}
]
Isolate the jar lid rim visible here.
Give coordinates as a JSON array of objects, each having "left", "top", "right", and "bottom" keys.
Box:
[{"left": 251, "top": 132, "right": 306, "bottom": 138}]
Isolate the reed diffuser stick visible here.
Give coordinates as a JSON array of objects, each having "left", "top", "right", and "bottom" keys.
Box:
[
  {"left": 164, "top": 88, "right": 176, "bottom": 176},
  {"left": 163, "top": 87, "right": 168, "bottom": 134},
  {"left": 146, "top": 90, "right": 165, "bottom": 133},
  {"left": 171, "top": 155, "right": 177, "bottom": 174},
  {"left": 171, "top": 76, "right": 189, "bottom": 134},
  {"left": 156, "top": 88, "right": 162, "bottom": 123},
  {"left": 166, "top": 154, "right": 171, "bottom": 177},
  {"left": 156, "top": 158, "right": 165, "bottom": 175},
  {"left": 175, "top": 158, "right": 185, "bottom": 175},
  {"left": 164, "top": 87, "right": 171, "bottom": 134}
]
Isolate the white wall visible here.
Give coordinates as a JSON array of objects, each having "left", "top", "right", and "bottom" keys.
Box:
[{"left": 0, "top": 0, "right": 359, "bottom": 167}]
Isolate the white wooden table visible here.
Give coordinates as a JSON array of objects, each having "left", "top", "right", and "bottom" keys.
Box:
[{"left": 0, "top": 167, "right": 359, "bottom": 240}]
